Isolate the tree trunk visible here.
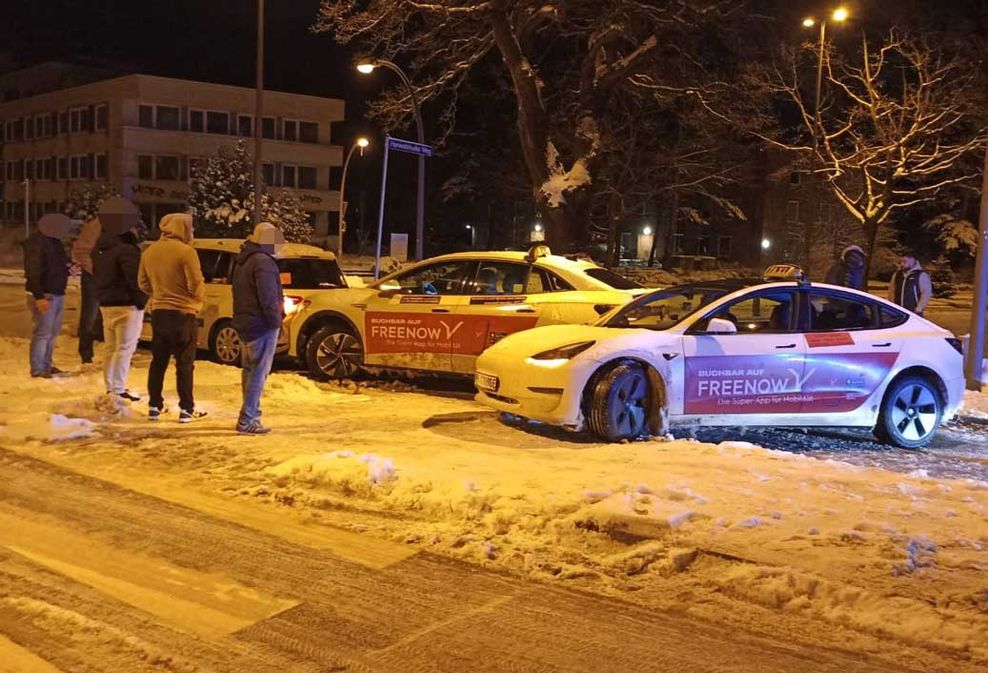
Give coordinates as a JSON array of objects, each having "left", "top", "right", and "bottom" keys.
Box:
[
  {"left": 605, "top": 192, "right": 622, "bottom": 268},
  {"left": 661, "top": 187, "right": 681, "bottom": 267},
  {"left": 863, "top": 218, "right": 881, "bottom": 284}
]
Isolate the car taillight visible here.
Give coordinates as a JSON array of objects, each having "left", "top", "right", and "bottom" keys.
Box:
[
  {"left": 946, "top": 337, "right": 963, "bottom": 355},
  {"left": 284, "top": 295, "right": 308, "bottom": 315}
]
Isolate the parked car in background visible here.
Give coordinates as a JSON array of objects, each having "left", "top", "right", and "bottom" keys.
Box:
[
  {"left": 474, "top": 265, "right": 964, "bottom": 448},
  {"left": 291, "top": 245, "right": 646, "bottom": 380}
]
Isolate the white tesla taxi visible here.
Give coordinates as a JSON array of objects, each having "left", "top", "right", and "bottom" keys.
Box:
[{"left": 474, "top": 266, "right": 965, "bottom": 448}]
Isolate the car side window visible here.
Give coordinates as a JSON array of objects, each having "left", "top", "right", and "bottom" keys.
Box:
[
  {"left": 462, "top": 262, "right": 531, "bottom": 295},
  {"left": 535, "top": 269, "right": 574, "bottom": 293},
  {"left": 808, "top": 292, "right": 877, "bottom": 331},
  {"left": 382, "top": 261, "right": 475, "bottom": 295},
  {"left": 880, "top": 305, "right": 908, "bottom": 329},
  {"left": 693, "top": 290, "right": 797, "bottom": 334},
  {"left": 197, "top": 250, "right": 226, "bottom": 284}
]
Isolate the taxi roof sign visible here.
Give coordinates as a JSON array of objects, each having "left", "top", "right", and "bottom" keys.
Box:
[
  {"left": 525, "top": 244, "right": 552, "bottom": 263},
  {"left": 763, "top": 264, "right": 808, "bottom": 284}
]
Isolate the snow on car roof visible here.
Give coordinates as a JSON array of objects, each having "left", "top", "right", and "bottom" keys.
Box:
[{"left": 192, "top": 238, "right": 337, "bottom": 260}]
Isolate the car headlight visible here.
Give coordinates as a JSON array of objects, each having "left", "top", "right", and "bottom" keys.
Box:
[{"left": 531, "top": 341, "right": 595, "bottom": 360}]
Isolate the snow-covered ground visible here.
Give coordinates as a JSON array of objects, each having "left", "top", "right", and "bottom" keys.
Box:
[{"left": 0, "top": 326, "right": 985, "bottom": 670}]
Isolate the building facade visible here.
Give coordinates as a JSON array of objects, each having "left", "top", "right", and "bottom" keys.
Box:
[{"left": 0, "top": 65, "right": 343, "bottom": 236}]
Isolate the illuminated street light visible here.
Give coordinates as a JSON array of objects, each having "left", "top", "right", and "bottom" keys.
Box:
[
  {"left": 802, "top": 17, "right": 815, "bottom": 27},
  {"left": 355, "top": 62, "right": 375, "bottom": 74},
  {"left": 534, "top": 223, "right": 543, "bottom": 232},
  {"left": 832, "top": 7, "right": 849, "bottom": 22},
  {"left": 762, "top": 238, "right": 771, "bottom": 250},
  {"left": 642, "top": 226, "right": 653, "bottom": 236},
  {"left": 338, "top": 136, "right": 371, "bottom": 260}
]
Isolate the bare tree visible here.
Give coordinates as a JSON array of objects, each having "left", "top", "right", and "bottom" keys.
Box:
[
  {"left": 737, "top": 30, "right": 986, "bottom": 278},
  {"left": 316, "top": 0, "right": 741, "bottom": 252}
]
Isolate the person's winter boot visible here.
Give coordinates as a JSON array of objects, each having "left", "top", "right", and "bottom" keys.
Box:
[
  {"left": 236, "top": 420, "right": 271, "bottom": 435},
  {"left": 179, "top": 409, "right": 208, "bottom": 423}
]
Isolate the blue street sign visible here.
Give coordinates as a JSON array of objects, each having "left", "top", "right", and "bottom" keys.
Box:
[{"left": 387, "top": 137, "right": 433, "bottom": 157}]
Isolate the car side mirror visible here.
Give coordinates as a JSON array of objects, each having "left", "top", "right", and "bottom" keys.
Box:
[
  {"left": 376, "top": 288, "right": 401, "bottom": 299},
  {"left": 705, "top": 317, "right": 738, "bottom": 334}
]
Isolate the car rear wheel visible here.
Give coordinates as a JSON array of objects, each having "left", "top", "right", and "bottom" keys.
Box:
[
  {"left": 306, "top": 323, "right": 363, "bottom": 380},
  {"left": 210, "top": 320, "right": 242, "bottom": 366},
  {"left": 875, "top": 375, "right": 942, "bottom": 448},
  {"left": 587, "top": 363, "right": 651, "bottom": 441}
]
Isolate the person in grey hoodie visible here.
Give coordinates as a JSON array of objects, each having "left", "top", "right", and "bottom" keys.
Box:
[
  {"left": 888, "top": 255, "right": 933, "bottom": 315},
  {"left": 232, "top": 222, "right": 285, "bottom": 434}
]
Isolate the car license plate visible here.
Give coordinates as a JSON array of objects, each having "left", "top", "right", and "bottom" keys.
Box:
[{"left": 475, "top": 372, "right": 499, "bottom": 392}]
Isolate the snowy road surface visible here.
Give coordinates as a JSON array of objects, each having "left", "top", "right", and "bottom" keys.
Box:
[
  {"left": 0, "top": 284, "right": 985, "bottom": 672},
  {"left": 0, "top": 447, "right": 912, "bottom": 673}
]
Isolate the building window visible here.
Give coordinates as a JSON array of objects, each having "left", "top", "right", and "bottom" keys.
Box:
[
  {"left": 155, "top": 155, "right": 180, "bottom": 181},
  {"left": 190, "top": 109, "right": 204, "bottom": 132},
  {"left": 95, "top": 153, "right": 108, "bottom": 179},
  {"left": 283, "top": 120, "right": 297, "bottom": 142},
  {"left": 57, "top": 157, "right": 67, "bottom": 180},
  {"left": 70, "top": 107, "right": 89, "bottom": 133},
  {"left": 238, "top": 115, "right": 253, "bottom": 137},
  {"left": 138, "top": 105, "right": 153, "bottom": 128},
  {"left": 717, "top": 235, "right": 732, "bottom": 258},
  {"left": 789, "top": 171, "right": 803, "bottom": 185},
  {"left": 50, "top": 112, "right": 58, "bottom": 136},
  {"left": 58, "top": 111, "right": 68, "bottom": 135},
  {"left": 262, "top": 163, "right": 275, "bottom": 186},
  {"left": 188, "top": 157, "right": 203, "bottom": 177},
  {"left": 25, "top": 159, "right": 33, "bottom": 179},
  {"left": 282, "top": 165, "right": 297, "bottom": 188},
  {"left": 299, "top": 121, "right": 318, "bottom": 143},
  {"left": 298, "top": 166, "right": 317, "bottom": 189},
  {"left": 697, "top": 235, "right": 711, "bottom": 256},
  {"left": 261, "top": 117, "right": 275, "bottom": 139},
  {"left": 95, "top": 104, "right": 108, "bottom": 130},
  {"left": 672, "top": 232, "right": 685, "bottom": 254},
  {"left": 786, "top": 200, "right": 800, "bottom": 223},
  {"left": 206, "top": 111, "right": 229, "bottom": 134},
  {"left": 70, "top": 154, "right": 90, "bottom": 179},
  {"left": 12, "top": 118, "right": 23, "bottom": 141},
  {"left": 25, "top": 116, "right": 34, "bottom": 139},
  {"left": 155, "top": 105, "right": 180, "bottom": 130},
  {"left": 137, "top": 155, "right": 153, "bottom": 180}
]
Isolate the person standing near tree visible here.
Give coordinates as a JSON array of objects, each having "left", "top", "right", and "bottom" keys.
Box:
[
  {"left": 138, "top": 213, "right": 207, "bottom": 422},
  {"left": 95, "top": 225, "right": 147, "bottom": 402},
  {"left": 824, "top": 245, "right": 867, "bottom": 291},
  {"left": 24, "top": 214, "right": 72, "bottom": 378},
  {"left": 71, "top": 216, "right": 104, "bottom": 364},
  {"left": 888, "top": 255, "right": 933, "bottom": 316},
  {"left": 232, "top": 222, "right": 285, "bottom": 435}
]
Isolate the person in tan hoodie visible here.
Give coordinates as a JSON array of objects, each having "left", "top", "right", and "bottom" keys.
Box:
[
  {"left": 138, "top": 213, "right": 207, "bottom": 422},
  {"left": 71, "top": 217, "right": 104, "bottom": 364}
]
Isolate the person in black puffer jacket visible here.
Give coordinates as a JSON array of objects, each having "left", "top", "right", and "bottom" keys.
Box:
[
  {"left": 94, "top": 228, "right": 148, "bottom": 401},
  {"left": 24, "top": 214, "right": 71, "bottom": 378},
  {"left": 824, "top": 244, "right": 867, "bottom": 291},
  {"left": 232, "top": 222, "right": 285, "bottom": 434}
]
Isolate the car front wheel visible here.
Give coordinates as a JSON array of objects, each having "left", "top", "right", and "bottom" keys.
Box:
[
  {"left": 875, "top": 375, "right": 943, "bottom": 448},
  {"left": 210, "top": 320, "right": 242, "bottom": 366},
  {"left": 586, "top": 363, "right": 652, "bottom": 441},
  {"left": 306, "top": 323, "right": 363, "bottom": 380}
]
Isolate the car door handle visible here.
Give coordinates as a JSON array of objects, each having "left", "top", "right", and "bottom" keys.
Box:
[
  {"left": 872, "top": 342, "right": 891, "bottom": 348},
  {"left": 431, "top": 308, "right": 450, "bottom": 313},
  {"left": 514, "top": 308, "right": 536, "bottom": 313},
  {"left": 775, "top": 343, "right": 797, "bottom": 349}
]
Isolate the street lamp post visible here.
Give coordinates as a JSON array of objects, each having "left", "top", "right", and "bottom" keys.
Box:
[
  {"left": 357, "top": 59, "right": 426, "bottom": 261},
  {"left": 338, "top": 137, "right": 369, "bottom": 261},
  {"left": 253, "top": 0, "right": 264, "bottom": 226}
]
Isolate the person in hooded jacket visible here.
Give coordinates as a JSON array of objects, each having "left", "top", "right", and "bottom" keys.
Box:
[
  {"left": 232, "top": 222, "right": 285, "bottom": 435},
  {"left": 888, "top": 255, "right": 933, "bottom": 315},
  {"left": 24, "top": 214, "right": 71, "bottom": 378},
  {"left": 824, "top": 244, "right": 867, "bottom": 291},
  {"left": 138, "top": 213, "right": 207, "bottom": 422},
  {"left": 94, "top": 227, "right": 147, "bottom": 401}
]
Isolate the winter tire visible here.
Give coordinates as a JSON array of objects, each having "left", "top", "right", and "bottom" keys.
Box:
[
  {"left": 875, "top": 375, "right": 943, "bottom": 449},
  {"left": 306, "top": 323, "right": 363, "bottom": 380},
  {"left": 587, "top": 363, "right": 651, "bottom": 441},
  {"left": 210, "top": 321, "right": 242, "bottom": 367}
]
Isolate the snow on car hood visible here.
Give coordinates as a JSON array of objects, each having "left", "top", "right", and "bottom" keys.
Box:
[{"left": 486, "top": 323, "right": 678, "bottom": 360}]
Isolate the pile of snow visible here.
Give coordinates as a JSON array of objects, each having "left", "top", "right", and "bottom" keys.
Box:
[
  {"left": 960, "top": 388, "right": 988, "bottom": 421},
  {"left": 0, "top": 412, "right": 96, "bottom": 442}
]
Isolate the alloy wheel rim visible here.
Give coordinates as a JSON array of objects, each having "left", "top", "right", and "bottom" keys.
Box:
[
  {"left": 890, "top": 383, "right": 938, "bottom": 442},
  {"left": 316, "top": 332, "right": 362, "bottom": 377},
  {"left": 610, "top": 371, "right": 647, "bottom": 437},
  {"left": 215, "top": 327, "right": 241, "bottom": 363}
]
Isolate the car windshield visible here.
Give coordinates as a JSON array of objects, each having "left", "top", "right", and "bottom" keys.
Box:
[
  {"left": 599, "top": 283, "right": 743, "bottom": 330},
  {"left": 583, "top": 267, "right": 644, "bottom": 290},
  {"left": 277, "top": 258, "right": 346, "bottom": 289}
]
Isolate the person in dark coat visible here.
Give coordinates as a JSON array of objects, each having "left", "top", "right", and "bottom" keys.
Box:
[
  {"left": 95, "top": 227, "right": 148, "bottom": 401},
  {"left": 888, "top": 255, "right": 933, "bottom": 315},
  {"left": 232, "top": 222, "right": 285, "bottom": 434},
  {"left": 71, "top": 217, "right": 104, "bottom": 364},
  {"left": 824, "top": 244, "right": 867, "bottom": 291},
  {"left": 24, "top": 214, "right": 71, "bottom": 378}
]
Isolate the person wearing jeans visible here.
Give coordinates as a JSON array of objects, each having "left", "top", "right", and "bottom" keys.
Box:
[
  {"left": 232, "top": 222, "right": 285, "bottom": 434},
  {"left": 138, "top": 213, "right": 206, "bottom": 422},
  {"left": 95, "top": 226, "right": 147, "bottom": 400},
  {"left": 25, "top": 214, "right": 71, "bottom": 378}
]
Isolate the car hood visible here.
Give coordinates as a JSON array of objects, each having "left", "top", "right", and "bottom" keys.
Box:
[{"left": 484, "top": 323, "right": 679, "bottom": 361}]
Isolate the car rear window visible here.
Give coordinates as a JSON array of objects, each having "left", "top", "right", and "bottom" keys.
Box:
[
  {"left": 584, "top": 268, "right": 644, "bottom": 290},
  {"left": 277, "top": 258, "right": 346, "bottom": 289}
]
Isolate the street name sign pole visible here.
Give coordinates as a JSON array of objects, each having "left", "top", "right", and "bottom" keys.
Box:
[{"left": 374, "top": 136, "right": 433, "bottom": 278}]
